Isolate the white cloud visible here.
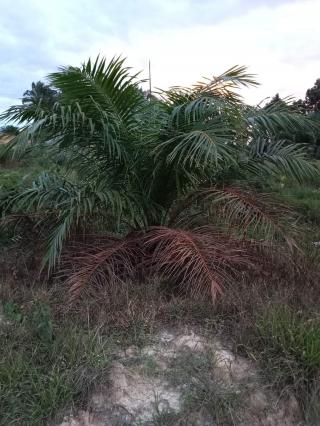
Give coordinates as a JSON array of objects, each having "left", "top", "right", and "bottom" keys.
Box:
[
  {"left": 96, "top": 0, "right": 319, "bottom": 104},
  {"left": 0, "top": 0, "right": 319, "bottom": 113}
]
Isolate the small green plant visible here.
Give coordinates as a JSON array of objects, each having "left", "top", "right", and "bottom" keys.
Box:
[
  {"left": 3, "top": 301, "right": 23, "bottom": 323},
  {"left": 149, "top": 405, "right": 181, "bottom": 426},
  {"left": 30, "top": 300, "right": 53, "bottom": 342}
]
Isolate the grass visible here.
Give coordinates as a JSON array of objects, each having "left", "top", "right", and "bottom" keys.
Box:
[
  {"left": 285, "top": 186, "right": 320, "bottom": 224},
  {"left": 257, "top": 306, "right": 320, "bottom": 378},
  {"left": 166, "top": 350, "right": 242, "bottom": 425},
  {"left": 0, "top": 157, "right": 54, "bottom": 192},
  {"left": 0, "top": 300, "right": 113, "bottom": 426},
  {"left": 253, "top": 307, "right": 320, "bottom": 414},
  {"left": 147, "top": 409, "right": 182, "bottom": 426},
  {"left": 1, "top": 255, "right": 320, "bottom": 424},
  {"left": 214, "top": 273, "right": 320, "bottom": 421},
  {"left": 270, "top": 177, "right": 320, "bottom": 225}
]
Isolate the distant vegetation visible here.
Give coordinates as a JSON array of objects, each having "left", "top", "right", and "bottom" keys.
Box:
[
  {"left": 267, "top": 78, "right": 320, "bottom": 158},
  {"left": 0, "top": 125, "right": 19, "bottom": 136}
]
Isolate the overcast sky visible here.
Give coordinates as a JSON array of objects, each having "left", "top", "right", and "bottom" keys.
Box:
[{"left": 0, "top": 0, "right": 319, "bottom": 113}]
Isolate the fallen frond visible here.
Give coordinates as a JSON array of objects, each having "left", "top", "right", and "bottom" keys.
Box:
[{"left": 143, "top": 226, "right": 253, "bottom": 301}]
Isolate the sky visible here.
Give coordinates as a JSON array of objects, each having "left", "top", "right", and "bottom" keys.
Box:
[{"left": 0, "top": 0, "right": 319, "bottom": 114}]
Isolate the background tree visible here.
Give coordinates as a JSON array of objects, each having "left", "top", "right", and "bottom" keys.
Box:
[
  {"left": 22, "top": 81, "right": 59, "bottom": 108},
  {"left": 268, "top": 83, "right": 320, "bottom": 158},
  {"left": 292, "top": 79, "right": 320, "bottom": 157},
  {"left": 0, "top": 125, "right": 19, "bottom": 136},
  {"left": 305, "top": 79, "right": 320, "bottom": 112}
]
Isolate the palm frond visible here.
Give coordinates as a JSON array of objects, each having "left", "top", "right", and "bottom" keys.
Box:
[
  {"left": 144, "top": 226, "right": 252, "bottom": 301},
  {"left": 155, "top": 126, "right": 237, "bottom": 170},
  {"left": 64, "top": 236, "right": 138, "bottom": 298},
  {"left": 62, "top": 226, "right": 254, "bottom": 302},
  {"left": 2, "top": 172, "right": 143, "bottom": 269},
  {"left": 246, "top": 139, "right": 320, "bottom": 182},
  {"left": 167, "top": 96, "right": 243, "bottom": 133},
  {"left": 42, "top": 210, "right": 76, "bottom": 271},
  {"left": 247, "top": 99, "right": 319, "bottom": 138},
  {"left": 161, "top": 65, "right": 257, "bottom": 114},
  {"left": 49, "top": 56, "right": 145, "bottom": 130},
  {"left": 0, "top": 128, "right": 29, "bottom": 161},
  {"left": 0, "top": 101, "right": 48, "bottom": 125},
  {"left": 194, "top": 65, "right": 259, "bottom": 98},
  {"left": 195, "top": 186, "right": 297, "bottom": 248}
]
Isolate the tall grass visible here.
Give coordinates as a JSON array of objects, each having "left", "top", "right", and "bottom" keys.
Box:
[
  {"left": 254, "top": 306, "right": 320, "bottom": 419},
  {"left": 0, "top": 301, "right": 112, "bottom": 425}
]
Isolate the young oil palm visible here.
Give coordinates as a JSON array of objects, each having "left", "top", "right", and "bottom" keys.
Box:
[{"left": 1, "top": 56, "right": 319, "bottom": 300}]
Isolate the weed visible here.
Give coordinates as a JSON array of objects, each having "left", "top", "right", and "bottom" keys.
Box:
[
  {"left": 166, "top": 350, "right": 241, "bottom": 425},
  {"left": 148, "top": 406, "right": 181, "bottom": 426},
  {"left": 30, "top": 300, "right": 54, "bottom": 342},
  {"left": 0, "top": 306, "right": 113, "bottom": 426},
  {"left": 256, "top": 307, "right": 320, "bottom": 380},
  {"left": 250, "top": 306, "right": 320, "bottom": 420},
  {"left": 2, "top": 300, "right": 23, "bottom": 323},
  {"left": 274, "top": 184, "right": 320, "bottom": 225}
]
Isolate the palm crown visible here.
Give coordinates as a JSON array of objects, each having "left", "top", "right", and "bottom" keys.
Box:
[{"left": 1, "top": 56, "right": 319, "bottom": 300}]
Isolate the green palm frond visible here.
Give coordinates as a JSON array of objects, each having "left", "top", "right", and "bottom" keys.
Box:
[
  {"left": 39, "top": 102, "right": 126, "bottom": 164},
  {"left": 43, "top": 209, "right": 76, "bottom": 271},
  {"left": 246, "top": 139, "right": 320, "bottom": 182},
  {"left": 155, "top": 125, "right": 237, "bottom": 170},
  {"left": 0, "top": 128, "right": 30, "bottom": 161},
  {"left": 194, "top": 65, "right": 259, "bottom": 97},
  {"left": 49, "top": 56, "right": 144, "bottom": 130},
  {"left": 161, "top": 66, "right": 258, "bottom": 121},
  {"left": 167, "top": 95, "right": 242, "bottom": 131},
  {"left": 247, "top": 99, "right": 319, "bottom": 138},
  {"left": 194, "top": 186, "right": 298, "bottom": 248},
  {"left": 165, "top": 65, "right": 258, "bottom": 106},
  {"left": 0, "top": 101, "right": 49, "bottom": 125},
  {"left": 3, "top": 172, "right": 145, "bottom": 269}
]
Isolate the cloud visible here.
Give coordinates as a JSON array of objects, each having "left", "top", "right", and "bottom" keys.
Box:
[{"left": 0, "top": 0, "right": 318, "bottom": 114}]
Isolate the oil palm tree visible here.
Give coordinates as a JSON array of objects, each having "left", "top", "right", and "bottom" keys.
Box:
[
  {"left": 1, "top": 56, "right": 319, "bottom": 300},
  {"left": 22, "top": 81, "right": 58, "bottom": 107}
]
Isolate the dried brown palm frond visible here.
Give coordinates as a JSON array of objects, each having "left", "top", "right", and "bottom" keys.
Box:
[
  {"left": 61, "top": 226, "right": 258, "bottom": 302},
  {"left": 62, "top": 235, "right": 139, "bottom": 299},
  {"left": 143, "top": 226, "right": 254, "bottom": 301}
]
